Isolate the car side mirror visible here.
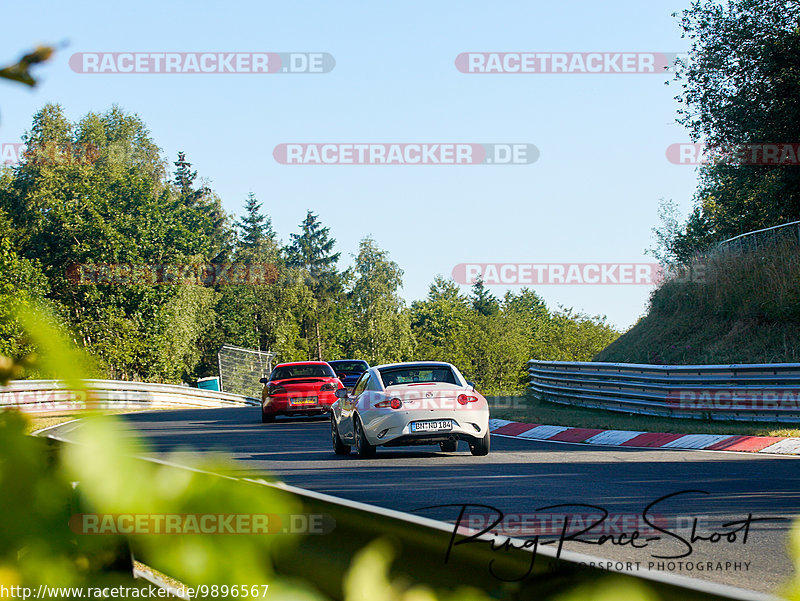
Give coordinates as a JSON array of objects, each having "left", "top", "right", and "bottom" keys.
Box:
[
  {"left": 259, "top": 377, "right": 269, "bottom": 384},
  {"left": 335, "top": 388, "right": 349, "bottom": 399},
  {"left": 466, "top": 381, "right": 476, "bottom": 390}
]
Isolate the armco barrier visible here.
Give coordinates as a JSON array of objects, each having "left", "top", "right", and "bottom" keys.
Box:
[
  {"left": 0, "top": 379, "right": 259, "bottom": 412},
  {"left": 41, "top": 434, "right": 763, "bottom": 601},
  {"left": 529, "top": 361, "right": 800, "bottom": 422}
]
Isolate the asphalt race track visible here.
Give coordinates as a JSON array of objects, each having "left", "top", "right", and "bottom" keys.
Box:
[{"left": 46, "top": 407, "right": 800, "bottom": 596}]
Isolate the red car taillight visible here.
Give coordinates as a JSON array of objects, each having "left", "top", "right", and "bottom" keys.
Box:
[
  {"left": 375, "top": 398, "right": 403, "bottom": 409},
  {"left": 267, "top": 385, "right": 286, "bottom": 396},
  {"left": 320, "top": 382, "right": 336, "bottom": 392},
  {"left": 457, "top": 394, "right": 478, "bottom": 405}
]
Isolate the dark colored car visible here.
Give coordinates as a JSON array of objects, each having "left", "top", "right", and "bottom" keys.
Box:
[
  {"left": 260, "top": 361, "right": 343, "bottom": 423},
  {"left": 326, "top": 360, "right": 369, "bottom": 390}
]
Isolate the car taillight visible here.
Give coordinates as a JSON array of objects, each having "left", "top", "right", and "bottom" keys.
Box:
[
  {"left": 268, "top": 385, "right": 286, "bottom": 396},
  {"left": 320, "top": 382, "right": 336, "bottom": 391},
  {"left": 457, "top": 394, "right": 478, "bottom": 405},
  {"left": 337, "top": 373, "right": 347, "bottom": 379},
  {"left": 375, "top": 398, "right": 403, "bottom": 409}
]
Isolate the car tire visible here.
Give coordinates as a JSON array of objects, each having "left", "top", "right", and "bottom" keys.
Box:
[
  {"left": 261, "top": 410, "right": 275, "bottom": 423},
  {"left": 331, "top": 415, "right": 351, "bottom": 456},
  {"left": 469, "top": 432, "right": 490, "bottom": 456},
  {"left": 354, "top": 415, "right": 376, "bottom": 459},
  {"left": 439, "top": 440, "right": 458, "bottom": 453}
]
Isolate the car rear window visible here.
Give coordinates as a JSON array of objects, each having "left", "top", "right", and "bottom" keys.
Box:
[
  {"left": 328, "top": 361, "right": 368, "bottom": 372},
  {"left": 378, "top": 366, "right": 459, "bottom": 386},
  {"left": 271, "top": 364, "right": 335, "bottom": 380}
]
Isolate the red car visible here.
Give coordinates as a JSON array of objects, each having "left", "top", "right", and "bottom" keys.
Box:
[{"left": 260, "top": 361, "right": 343, "bottom": 423}]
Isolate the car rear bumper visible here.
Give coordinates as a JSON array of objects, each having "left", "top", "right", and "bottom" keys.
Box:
[
  {"left": 262, "top": 393, "right": 337, "bottom": 416},
  {"left": 361, "top": 409, "right": 489, "bottom": 446},
  {"left": 380, "top": 431, "right": 485, "bottom": 447}
]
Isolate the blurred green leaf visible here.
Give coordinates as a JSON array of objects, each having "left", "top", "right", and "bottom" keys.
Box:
[{"left": 0, "top": 46, "right": 55, "bottom": 87}]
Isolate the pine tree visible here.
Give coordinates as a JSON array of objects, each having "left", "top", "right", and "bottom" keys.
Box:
[
  {"left": 170, "top": 152, "right": 231, "bottom": 262},
  {"left": 285, "top": 211, "right": 340, "bottom": 276},
  {"left": 285, "top": 211, "right": 341, "bottom": 359},
  {"left": 236, "top": 192, "right": 275, "bottom": 251},
  {"left": 471, "top": 275, "right": 500, "bottom": 316},
  {"left": 173, "top": 152, "right": 199, "bottom": 201}
]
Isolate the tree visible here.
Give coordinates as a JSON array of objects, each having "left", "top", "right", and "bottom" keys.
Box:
[
  {"left": 538, "top": 308, "right": 619, "bottom": 362},
  {"left": 201, "top": 194, "right": 310, "bottom": 375},
  {"left": 667, "top": 0, "right": 800, "bottom": 256},
  {"left": 236, "top": 192, "right": 275, "bottom": 252},
  {"left": 169, "top": 151, "right": 231, "bottom": 263},
  {"left": 285, "top": 211, "right": 340, "bottom": 277},
  {"left": 0, "top": 207, "right": 48, "bottom": 359},
  {"left": 347, "top": 237, "right": 413, "bottom": 364},
  {"left": 0, "top": 105, "right": 230, "bottom": 382},
  {"left": 470, "top": 276, "right": 500, "bottom": 316},
  {"left": 173, "top": 152, "right": 199, "bottom": 198},
  {"left": 410, "top": 276, "right": 471, "bottom": 368},
  {"left": 285, "top": 211, "right": 341, "bottom": 359}
]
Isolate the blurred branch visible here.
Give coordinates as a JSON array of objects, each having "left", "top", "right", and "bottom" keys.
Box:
[{"left": 0, "top": 45, "right": 56, "bottom": 87}]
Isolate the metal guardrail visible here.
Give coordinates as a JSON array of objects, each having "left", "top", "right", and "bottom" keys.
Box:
[
  {"left": 40, "top": 434, "right": 765, "bottom": 601},
  {"left": 0, "top": 379, "right": 259, "bottom": 412},
  {"left": 716, "top": 220, "right": 800, "bottom": 254},
  {"left": 529, "top": 361, "right": 800, "bottom": 422}
]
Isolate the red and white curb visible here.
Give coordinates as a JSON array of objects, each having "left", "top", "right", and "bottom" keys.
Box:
[{"left": 488, "top": 418, "right": 800, "bottom": 456}]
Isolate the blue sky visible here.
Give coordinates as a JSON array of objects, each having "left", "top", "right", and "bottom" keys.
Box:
[{"left": 1, "top": 0, "right": 699, "bottom": 329}]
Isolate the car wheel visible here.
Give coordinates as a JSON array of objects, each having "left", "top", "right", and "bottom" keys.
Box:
[
  {"left": 261, "top": 410, "right": 275, "bottom": 423},
  {"left": 469, "top": 432, "right": 490, "bottom": 456},
  {"left": 354, "top": 416, "right": 376, "bottom": 459},
  {"left": 331, "top": 415, "right": 351, "bottom": 456},
  {"left": 439, "top": 440, "right": 457, "bottom": 453}
]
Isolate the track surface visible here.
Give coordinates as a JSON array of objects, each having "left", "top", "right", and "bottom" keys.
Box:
[{"left": 48, "top": 407, "right": 800, "bottom": 595}]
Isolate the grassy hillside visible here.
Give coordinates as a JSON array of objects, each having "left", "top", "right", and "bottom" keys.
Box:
[{"left": 595, "top": 239, "right": 800, "bottom": 364}]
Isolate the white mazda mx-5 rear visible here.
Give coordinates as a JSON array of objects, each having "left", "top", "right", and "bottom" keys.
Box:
[{"left": 330, "top": 361, "right": 490, "bottom": 458}]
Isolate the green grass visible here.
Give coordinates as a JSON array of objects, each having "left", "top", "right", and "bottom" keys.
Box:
[
  {"left": 596, "top": 239, "right": 800, "bottom": 365},
  {"left": 488, "top": 392, "right": 800, "bottom": 437},
  {"left": 26, "top": 413, "right": 81, "bottom": 434},
  {"left": 25, "top": 408, "right": 160, "bottom": 435}
]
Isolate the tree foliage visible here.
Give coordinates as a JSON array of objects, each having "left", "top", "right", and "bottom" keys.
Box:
[
  {"left": 665, "top": 0, "right": 800, "bottom": 259},
  {"left": 347, "top": 237, "right": 413, "bottom": 364},
  {"left": 284, "top": 211, "right": 343, "bottom": 359},
  {"left": 0, "top": 103, "right": 620, "bottom": 392}
]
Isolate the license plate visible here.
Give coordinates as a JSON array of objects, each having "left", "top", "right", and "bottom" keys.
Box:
[
  {"left": 411, "top": 420, "right": 452, "bottom": 432},
  {"left": 290, "top": 397, "right": 318, "bottom": 406}
]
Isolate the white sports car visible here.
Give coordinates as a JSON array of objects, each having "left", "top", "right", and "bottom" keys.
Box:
[{"left": 330, "top": 361, "right": 490, "bottom": 458}]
